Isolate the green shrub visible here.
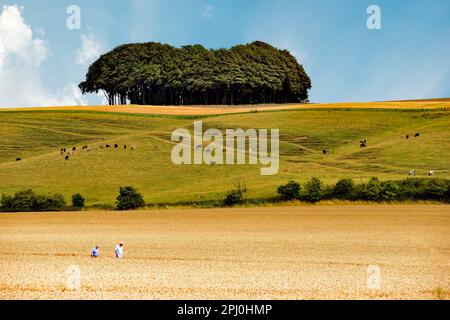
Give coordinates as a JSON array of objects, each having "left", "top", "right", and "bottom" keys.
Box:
[
  {"left": 362, "top": 177, "right": 382, "bottom": 201},
  {"left": 303, "top": 177, "right": 324, "bottom": 203},
  {"left": 72, "top": 194, "right": 85, "bottom": 208},
  {"left": 419, "top": 179, "right": 448, "bottom": 201},
  {"left": 224, "top": 190, "right": 244, "bottom": 206},
  {"left": 277, "top": 180, "right": 301, "bottom": 201},
  {"left": 397, "top": 178, "right": 422, "bottom": 200},
  {"left": 11, "top": 189, "right": 35, "bottom": 211},
  {"left": 446, "top": 184, "right": 450, "bottom": 203},
  {"left": 32, "top": 193, "right": 66, "bottom": 211},
  {"left": 0, "top": 189, "right": 66, "bottom": 212},
  {"left": 0, "top": 194, "right": 14, "bottom": 211},
  {"left": 381, "top": 181, "right": 400, "bottom": 201},
  {"left": 116, "top": 186, "right": 145, "bottom": 211},
  {"left": 332, "top": 179, "right": 356, "bottom": 200},
  {"left": 224, "top": 180, "right": 248, "bottom": 206}
]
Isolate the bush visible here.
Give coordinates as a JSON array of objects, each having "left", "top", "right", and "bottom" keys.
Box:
[
  {"left": 72, "top": 194, "right": 85, "bottom": 208},
  {"left": 277, "top": 180, "right": 301, "bottom": 201},
  {"left": 0, "top": 194, "right": 14, "bottom": 210},
  {"left": 0, "top": 189, "right": 66, "bottom": 212},
  {"left": 332, "top": 179, "right": 356, "bottom": 200},
  {"left": 419, "top": 179, "right": 448, "bottom": 201},
  {"left": 362, "top": 177, "right": 382, "bottom": 201},
  {"left": 116, "top": 186, "right": 145, "bottom": 211},
  {"left": 380, "top": 181, "right": 400, "bottom": 202},
  {"left": 223, "top": 180, "right": 248, "bottom": 206},
  {"left": 10, "top": 189, "right": 35, "bottom": 211},
  {"left": 397, "top": 178, "right": 422, "bottom": 200},
  {"left": 446, "top": 184, "right": 450, "bottom": 203},
  {"left": 303, "top": 177, "right": 324, "bottom": 203}
]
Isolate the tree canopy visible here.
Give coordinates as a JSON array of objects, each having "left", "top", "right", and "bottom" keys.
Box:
[{"left": 79, "top": 41, "right": 312, "bottom": 105}]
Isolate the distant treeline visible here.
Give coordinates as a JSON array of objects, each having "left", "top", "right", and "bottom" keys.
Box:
[
  {"left": 79, "top": 41, "right": 311, "bottom": 106},
  {"left": 275, "top": 177, "right": 450, "bottom": 204},
  {"left": 1, "top": 178, "right": 449, "bottom": 212}
]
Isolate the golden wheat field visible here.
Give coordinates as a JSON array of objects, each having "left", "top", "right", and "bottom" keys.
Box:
[
  {"left": 0, "top": 205, "right": 449, "bottom": 300},
  {"left": 2, "top": 99, "right": 449, "bottom": 116}
]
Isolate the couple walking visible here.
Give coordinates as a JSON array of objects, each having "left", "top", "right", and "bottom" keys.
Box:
[{"left": 91, "top": 241, "right": 124, "bottom": 259}]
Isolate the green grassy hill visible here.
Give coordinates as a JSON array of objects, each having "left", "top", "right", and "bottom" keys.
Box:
[{"left": 0, "top": 106, "right": 449, "bottom": 206}]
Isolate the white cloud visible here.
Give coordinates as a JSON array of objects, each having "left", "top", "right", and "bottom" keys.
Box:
[
  {"left": 76, "top": 33, "right": 102, "bottom": 65},
  {"left": 200, "top": 4, "right": 214, "bottom": 19},
  {"left": 0, "top": 5, "right": 86, "bottom": 107},
  {"left": 0, "top": 5, "right": 46, "bottom": 67}
]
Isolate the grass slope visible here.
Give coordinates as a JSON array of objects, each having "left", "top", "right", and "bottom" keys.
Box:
[{"left": 0, "top": 103, "right": 449, "bottom": 206}]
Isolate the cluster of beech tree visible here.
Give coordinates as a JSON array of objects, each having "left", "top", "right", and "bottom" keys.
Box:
[{"left": 79, "top": 41, "right": 312, "bottom": 106}]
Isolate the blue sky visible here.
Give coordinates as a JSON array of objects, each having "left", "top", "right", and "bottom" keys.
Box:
[{"left": 0, "top": 0, "right": 449, "bottom": 107}]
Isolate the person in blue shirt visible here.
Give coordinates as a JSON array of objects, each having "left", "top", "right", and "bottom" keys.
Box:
[
  {"left": 115, "top": 241, "right": 124, "bottom": 259},
  {"left": 91, "top": 245, "right": 100, "bottom": 258}
]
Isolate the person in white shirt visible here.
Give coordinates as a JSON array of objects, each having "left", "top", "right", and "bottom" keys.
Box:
[{"left": 115, "top": 241, "right": 124, "bottom": 258}]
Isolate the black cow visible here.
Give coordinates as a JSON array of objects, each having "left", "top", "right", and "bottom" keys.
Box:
[
  {"left": 72, "top": 147, "right": 77, "bottom": 151},
  {"left": 322, "top": 149, "right": 328, "bottom": 155},
  {"left": 414, "top": 133, "right": 420, "bottom": 138},
  {"left": 82, "top": 145, "right": 88, "bottom": 150},
  {"left": 114, "top": 144, "right": 119, "bottom": 149},
  {"left": 124, "top": 145, "right": 127, "bottom": 149},
  {"left": 16, "top": 158, "right": 22, "bottom": 161},
  {"left": 106, "top": 144, "right": 111, "bottom": 148},
  {"left": 65, "top": 155, "right": 70, "bottom": 161},
  {"left": 406, "top": 135, "right": 409, "bottom": 140},
  {"left": 359, "top": 140, "right": 367, "bottom": 148}
]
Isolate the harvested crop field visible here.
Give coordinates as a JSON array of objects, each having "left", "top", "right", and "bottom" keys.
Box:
[
  {"left": 0, "top": 205, "right": 449, "bottom": 300},
  {"left": 1, "top": 99, "right": 448, "bottom": 116}
]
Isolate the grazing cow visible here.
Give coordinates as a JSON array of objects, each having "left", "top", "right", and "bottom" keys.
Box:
[
  {"left": 360, "top": 141, "right": 367, "bottom": 148},
  {"left": 72, "top": 147, "right": 77, "bottom": 152},
  {"left": 106, "top": 144, "right": 111, "bottom": 148},
  {"left": 155, "top": 146, "right": 159, "bottom": 150},
  {"left": 406, "top": 135, "right": 409, "bottom": 140},
  {"left": 87, "top": 147, "right": 93, "bottom": 152},
  {"left": 428, "top": 170, "right": 435, "bottom": 177},
  {"left": 131, "top": 145, "right": 136, "bottom": 150},
  {"left": 82, "top": 145, "right": 88, "bottom": 150},
  {"left": 114, "top": 144, "right": 119, "bottom": 149},
  {"left": 322, "top": 149, "right": 328, "bottom": 155},
  {"left": 408, "top": 170, "right": 416, "bottom": 176},
  {"left": 65, "top": 155, "right": 70, "bottom": 161},
  {"left": 60, "top": 148, "right": 66, "bottom": 154},
  {"left": 16, "top": 158, "right": 21, "bottom": 161},
  {"left": 414, "top": 133, "right": 420, "bottom": 138},
  {"left": 124, "top": 145, "right": 127, "bottom": 149}
]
